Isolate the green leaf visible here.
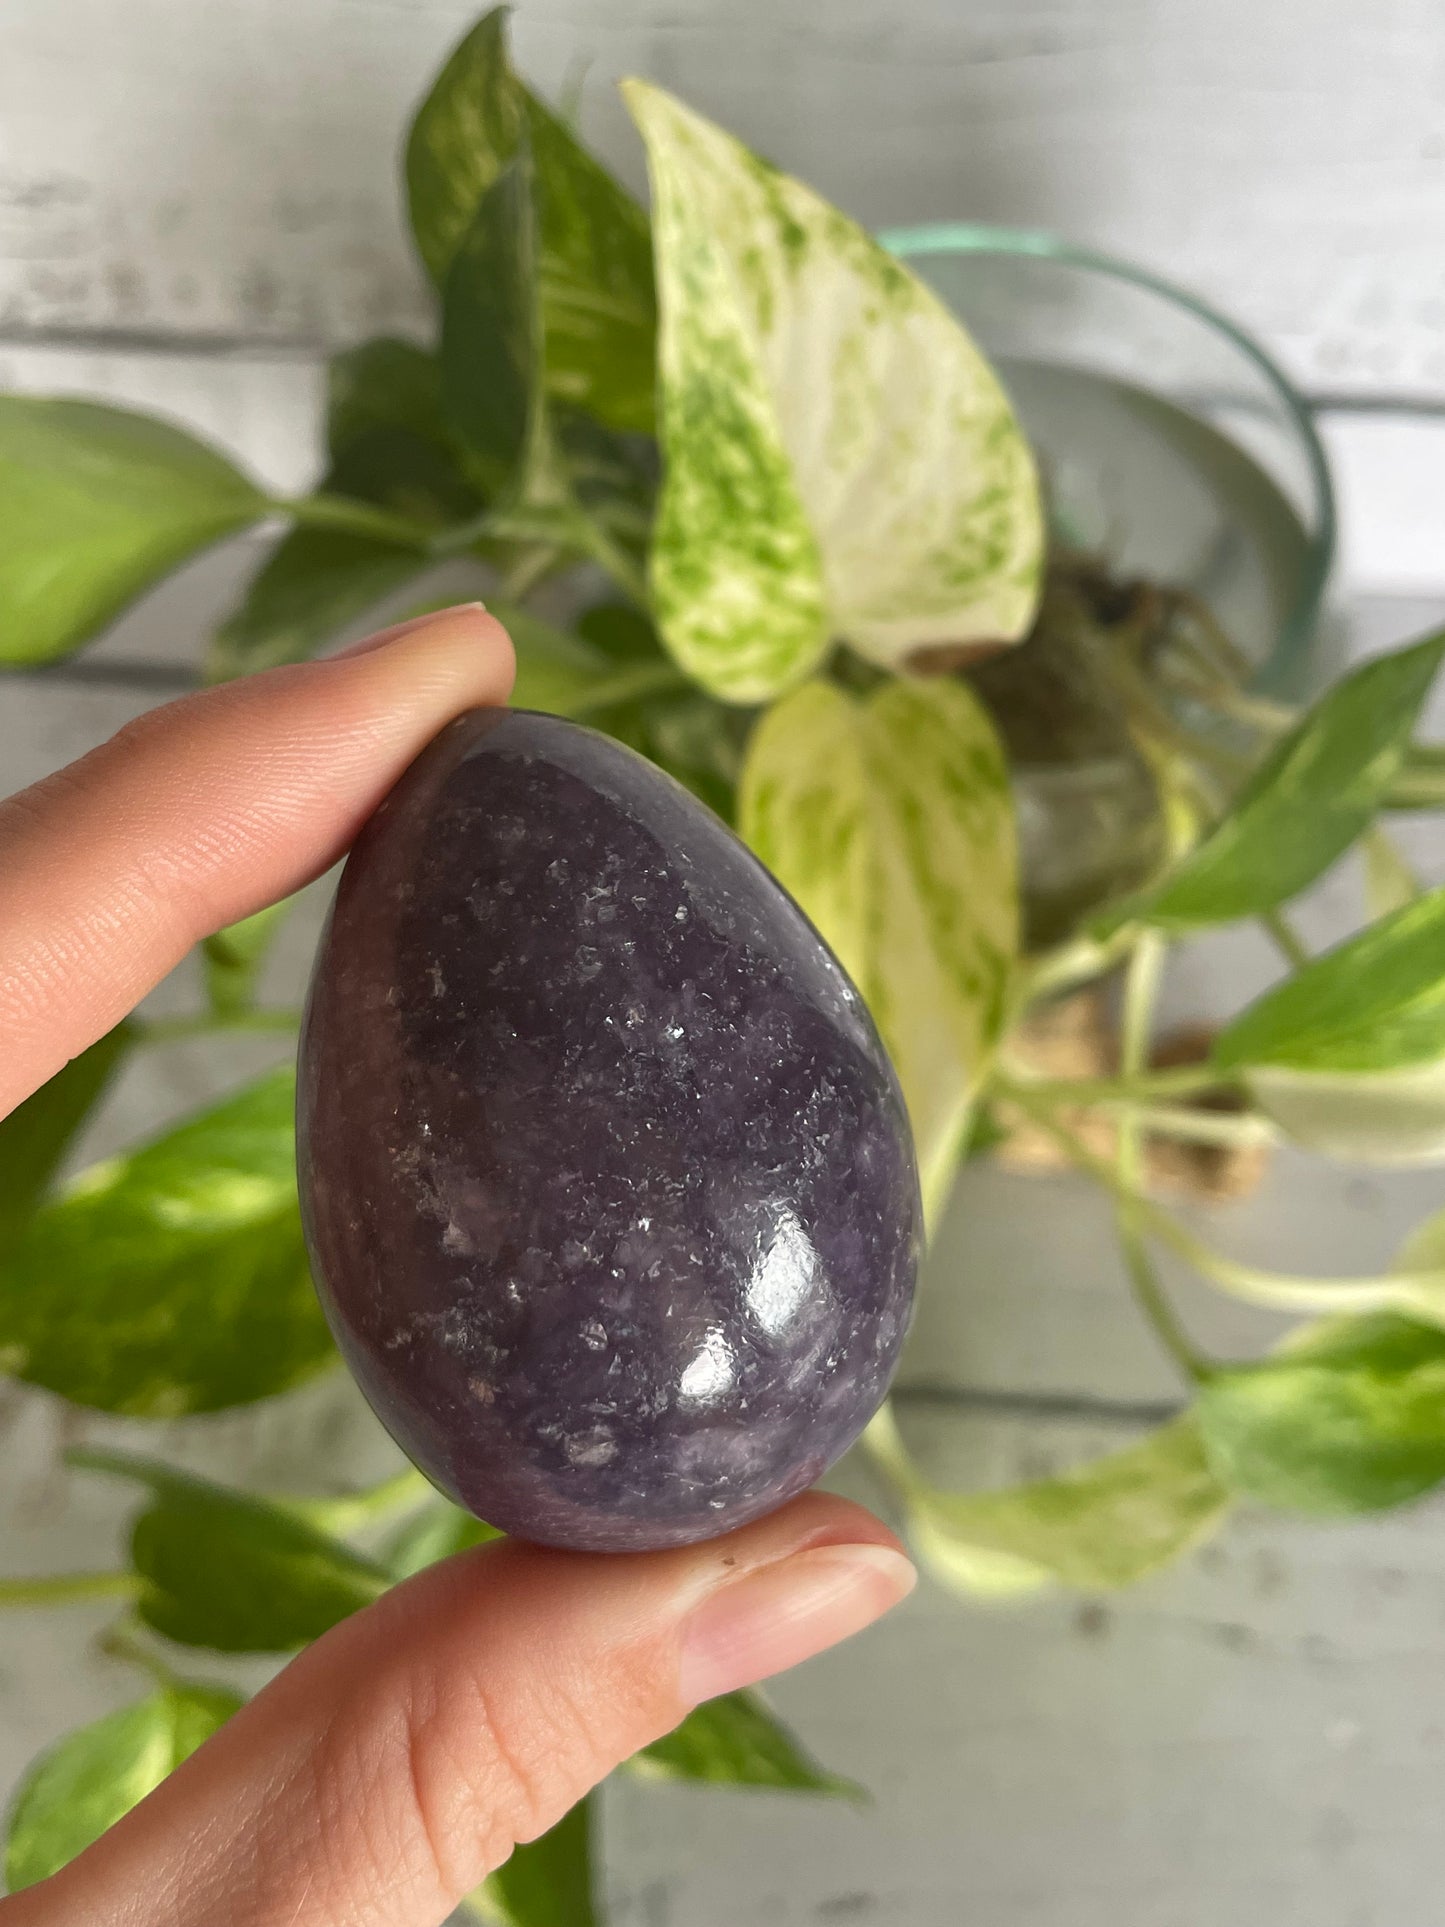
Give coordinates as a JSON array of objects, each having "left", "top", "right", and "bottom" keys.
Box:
[
  {"left": 0, "top": 1021, "right": 133, "bottom": 1246},
  {"left": 324, "top": 339, "right": 482, "bottom": 524},
  {"left": 1196, "top": 1314, "right": 1445, "bottom": 1514},
  {"left": 440, "top": 151, "right": 580, "bottom": 529},
  {"left": 523, "top": 90, "right": 657, "bottom": 436},
  {"left": 0, "top": 1068, "right": 334, "bottom": 1415},
  {"left": 500, "top": 604, "right": 613, "bottom": 714},
  {"left": 1362, "top": 828, "right": 1420, "bottom": 921},
  {"left": 0, "top": 397, "right": 268, "bottom": 665},
  {"left": 1213, "top": 886, "right": 1445, "bottom": 1165},
  {"left": 622, "top": 81, "right": 1042, "bottom": 703},
  {"left": 576, "top": 601, "right": 663, "bottom": 664},
  {"left": 201, "top": 901, "right": 294, "bottom": 1017},
  {"left": 1101, "top": 630, "right": 1445, "bottom": 933},
  {"left": 406, "top": 9, "right": 520, "bottom": 283},
  {"left": 385, "top": 1500, "right": 502, "bottom": 1581},
  {"left": 740, "top": 677, "right": 1016, "bottom": 1219},
  {"left": 602, "top": 688, "right": 751, "bottom": 821},
  {"left": 73, "top": 1449, "right": 390, "bottom": 1652},
  {"left": 442, "top": 158, "right": 540, "bottom": 500},
  {"left": 959, "top": 1099, "right": 1009, "bottom": 1163},
  {"left": 464, "top": 1796, "right": 597, "bottom": 1927},
  {"left": 869, "top": 1407, "right": 1228, "bottom": 1596},
  {"left": 407, "top": 10, "right": 655, "bottom": 434},
  {"left": 1216, "top": 885, "right": 1445, "bottom": 1075},
  {"left": 327, "top": 339, "right": 451, "bottom": 469},
  {"left": 574, "top": 603, "right": 751, "bottom": 815},
  {"left": 5, "top": 1684, "right": 243, "bottom": 1890},
  {"left": 210, "top": 340, "right": 479, "bottom": 679},
  {"left": 209, "top": 526, "right": 430, "bottom": 678},
  {"left": 631, "top": 1692, "right": 859, "bottom": 1798}
]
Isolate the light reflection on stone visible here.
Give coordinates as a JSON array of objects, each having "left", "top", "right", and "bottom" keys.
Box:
[
  {"left": 746, "top": 1210, "right": 820, "bottom": 1335},
  {"left": 678, "top": 1326, "right": 737, "bottom": 1405}
]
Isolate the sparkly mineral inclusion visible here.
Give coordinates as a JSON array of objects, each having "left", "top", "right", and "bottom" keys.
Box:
[{"left": 298, "top": 709, "right": 921, "bottom": 1551}]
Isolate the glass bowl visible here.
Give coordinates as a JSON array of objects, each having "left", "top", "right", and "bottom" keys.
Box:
[{"left": 882, "top": 225, "right": 1338, "bottom": 945}]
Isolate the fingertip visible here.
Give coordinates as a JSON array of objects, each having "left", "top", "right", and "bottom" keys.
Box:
[
  {"left": 321, "top": 601, "right": 516, "bottom": 710},
  {"left": 0, "top": 599, "right": 518, "bottom": 1116}
]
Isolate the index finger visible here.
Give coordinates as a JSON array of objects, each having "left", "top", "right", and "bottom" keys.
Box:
[{"left": 0, "top": 604, "right": 512, "bottom": 1118}]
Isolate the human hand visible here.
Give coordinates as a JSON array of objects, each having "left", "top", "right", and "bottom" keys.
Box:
[{"left": 0, "top": 605, "right": 916, "bottom": 1927}]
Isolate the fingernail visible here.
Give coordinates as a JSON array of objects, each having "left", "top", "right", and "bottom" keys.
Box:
[
  {"left": 678, "top": 1543, "right": 916, "bottom": 1705},
  {"left": 328, "top": 603, "right": 488, "bottom": 661}
]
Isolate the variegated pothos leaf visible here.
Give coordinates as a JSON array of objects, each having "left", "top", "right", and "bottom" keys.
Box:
[
  {"left": 865, "top": 1406, "right": 1229, "bottom": 1597},
  {"left": 623, "top": 81, "right": 1043, "bottom": 704},
  {"left": 740, "top": 677, "right": 1016, "bottom": 1219},
  {"left": 1244, "top": 1060, "right": 1445, "bottom": 1168}
]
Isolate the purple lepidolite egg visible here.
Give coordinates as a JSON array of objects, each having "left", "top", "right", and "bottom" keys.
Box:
[{"left": 298, "top": 707, "right": 920, "bottom": 1551}]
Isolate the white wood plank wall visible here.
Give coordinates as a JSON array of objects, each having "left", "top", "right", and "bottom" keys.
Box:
[{"left": 2, "top": 4, "right": 1445, "bottom": 1922}]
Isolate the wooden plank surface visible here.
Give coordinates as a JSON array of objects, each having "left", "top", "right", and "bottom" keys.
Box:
[{"left": 4, "top": 0, "right": 1445, "bottom": 399}]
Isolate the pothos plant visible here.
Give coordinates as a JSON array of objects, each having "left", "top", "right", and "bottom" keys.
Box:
[{"left": 3, "top": 6, "right": 1445, "bottom": 1913}]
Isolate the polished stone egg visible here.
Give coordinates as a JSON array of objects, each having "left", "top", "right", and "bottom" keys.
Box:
[{"left": 298, "top": 708, "right": 920, "bottom": 1551}]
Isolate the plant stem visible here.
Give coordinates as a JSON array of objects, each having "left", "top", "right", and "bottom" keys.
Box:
[
  {"left": 1117, "top": 932, "right": 1164, "bottom": 1112},
  {"left": 276, "top": 494, "right": 438, "bottom": 552},
  {"left": 568, "top": 663, "right": 692, "bottom": 717},
  {"left": 278, "top": 1467, "right": 433, "bottom": 1536},
  {"left": 1113, "top": 932, "right": 1208, "bottom": 1381},
  {"left": 498, "top": 543, "right": 564, "bottom": 603},
  {"left": 0, "top": 1571, "right": 141, "bottom": 1607},
  {"left": 470, "top": 501, "right": 652, "bottom": 610},
  {"left": 1011, "top": 923, "right": 1142, "bottom": 1010},
  {"left": 1103, "top": 1103, "right": 1279, "bottom": 1149},
  {"left": 1362, "top": 824, "right": 1423, "bottom": 916},
  {"left": 1003, "top": 1083, "right": 1429, "bottom": 1319},
  {"left": 98, "top": 1621, "right": 182, "bottom": 1691},
  {"left": 1118, "top": 1227, "right": 1208, "bottom": 1381},
  {"left": 1096, "top": 647, "right": 1250, "bottom": 784},
  {"left": 573, "top": 515, "right": 651, "bottom": 611},
  {"left": 997, "top": 1062, "right": 1235, "bottom": 1107},
  {"left": 1167, "top": 586, "right": 1257, "bottom": 686},
  {"left": 860, "top": 1400, "right": 924, "bottom": 1504},
  {"left": 1180, "top": 686, "right": 1445, "bottom": 814},
  {"left": 135, "top": 1008, "right": 303, "bottom": 1044},
  {"left": 1187, "top": 680, "right": 1298, "bottom": 738},
  {"left": 1258, "top": 907, "right": 1311, "bottom": 971},
  {"left": 1389, "top": 743, "right": 1445, "bottom": 809}
]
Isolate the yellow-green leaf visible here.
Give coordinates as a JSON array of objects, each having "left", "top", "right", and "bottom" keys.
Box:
[
  {"left": 1197, "top": 1314, "right": 1445, "bottom": 1515},
  {"left": 5, "top": 1686, "right": 242, "bottom": 1890},
  {"left": 384, "top": 1500, "right": 503, "bottom": 1581},
  {"left": 0, "top": 1021, "right": 134, "bottom": 1246},
  {"left": 868, "top": 1407, "right": 1229, "bottom": 1596},
  {"left": 0, "top": 1069, "right": 332, "bottom": 1414},
  {"left": 1216, "top": 885, "right": 1445, "bottom": 1077},
  {"left": 740, "top": 677, "right": 1016, "bottom": 1219},
  {"left": 72, "top": 1449, "right": 390, "bottom": 1653},
  {"left": 1101, "top": 630, "right": 1445, "bottom": 934},
  {"left": 1362, "top": 828, "right": 1421, "bottom": 921},
  {"left": 623, "top": 81, "right": 1042, "bottom": 702},
  {"left": 464, "top": 1797, "right": 597, "bottom": 1927},
  {"left": 630, "top": 1692, "right": 859, "bottom": 1797},
  {"left": 0, "top": 398, "right": 267, "bottom": 665},
  {"left": 1215, "top": 885, "right": 1445, "bottom": 1166},
  {"left": 202, "top": 901, "right": 294, "bottom": 1018}
]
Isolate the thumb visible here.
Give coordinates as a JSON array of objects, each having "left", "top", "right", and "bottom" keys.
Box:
[{"left": 18, "top": 1492, "right": 913, "bottom": 1927}]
